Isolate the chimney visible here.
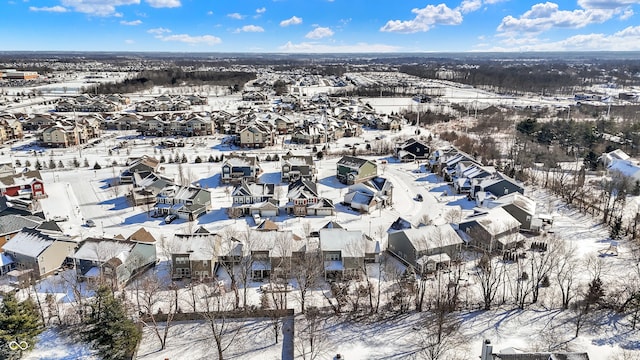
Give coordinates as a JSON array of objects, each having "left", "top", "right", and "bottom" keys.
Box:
[{"left": 480, "top": 339, "right": 493, "bottom": 360}]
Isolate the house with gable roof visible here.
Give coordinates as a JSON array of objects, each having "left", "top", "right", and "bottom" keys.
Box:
[
  {"left": 0, "top": 170, "right": 46, "bottom": 199},
  {"left": 319, "top": 228, "right": 379, "bottom": 280},
  {"left": 343, "top": 176, "right": 393, "bottom": 213},
  {"left": 395, "top": 138, "right": 430, "bottom": 162},
  {"left": 281, "top": 151, "right": 317, "bottom": 183},
  {"left": 458, "top": 207, "right": 523, "bottom": 253},
  {"left": 470, "top": 172, "right": 524, "bottom": 200},
  {"left": 74, "top": 228, "right": 156, "bottom": 289},
  {"left": 286, "top": 179, "right": 335, "bottom": 216},
  {"left": 154, "top": 185, "right": 211, "bottom": 221},
  {"left": 230, "top": 180, "right": 279, "bottom": 217},
  {"left": 170, "top": 228, "right": 223, "bottom": 280},
  {"left": 336, "top": 156, "right": 378, "bottom": 185},
  {"left": 221, "top": 153, "right": 262, "bottom": 184},
  {"left": 3, "top": 228, "right": 77, "bottom": 284},
  {"left": 388, "top": 224, "right": 464, "bottom": 274}
]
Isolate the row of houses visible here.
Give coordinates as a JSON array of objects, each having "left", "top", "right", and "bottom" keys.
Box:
[
  {"left": 56, "top": 94, "right": 129, "bottom": 112},
  {"left": 1, "top": 226, "right": 156, "bottom": 290},
  {"left": 134, "top": 94, "right": 208, "bottom": 113}
]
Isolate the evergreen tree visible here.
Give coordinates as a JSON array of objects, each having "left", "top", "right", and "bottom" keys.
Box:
[
  {"left": 194, "top": 156, "right": 202, "bottom": 163},
  {"left": 181, "top": 154, "right": 188, "bottom": 163},
  {"left": 83, "top": 158, "right": 90, "bottom": 167},
  {"left": 208, "top": 154, "right": 215, "bottom": 163},
  {"left": 48, "top": 159, "right": 56, "bottom": 169},
  {"left": 93, "top": 162, "right": 102, "bottom": 170},
  {"left": 58, "top": 160, "right": 64, "bottom": 169},
  {"left": 82, "top": 286, "right": 141, "bottom": 360},
  {"left": 34, "top": 160, "right": 42, "bottom": 170},
  {"left": 0, "top": 293, "right": 43, "bottom": 360},
  {"left": 72, "top": 157, "right": 80, "bottom": 168},
  {"left": 14, "top": 160, "right": 21, "bottom": 167},
  {"left": 25, "top": 160, "right": 31, "bottom": 168},
  {"left": 585, "top": 277, "right": 605, "bottom": 311}
]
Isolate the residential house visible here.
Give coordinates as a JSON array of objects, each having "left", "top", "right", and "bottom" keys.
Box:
[
  {"left": 3, "top": 228, "right": 77, "bottom": 284},
  {"left": 470, "top": 172, "right": 524, "bottom": 200},
  {"left": 230, "top": 180, "right": 278, "bottom": 217},
  {"left": 319, "top": 228, "right": 379, "bottom": 280},
  {"left": 458, "top": 207, "right": 522, "bottom": 253},
  {"left": 242, "top": 91, "right": 268, "bottom": 102},
  {"left": 119, "top": 155, "right": 160, "bottom": 184},
  {"left": 281, "top": 152, "right": 317, "bottom": 182},
  {"left": 39, "top": 122, "right": 89, "bottom": 148},
  {"left": 0, "top": 214, "right": 42, "bottom": 250},
  {"left": 376, "top": 115, "right": 402, "bottom": 131},
  {"left": 221, "top": 154, "right": 262, "bottom": 184},
  {"left": 343, "top": 177, "right": 394, "bottom": 213},
  {"left": 0, "top": 162, "right": 14, "bottom": 177},
  {"left": 387, "top": 224, "right": 464, "bottom": 274},
  {"left": 238, "top": 121, "right": 275, "bottom": 148},
  {"left": 128, "top": 172, "right": 175, "bottom": 206},
  {"left": 170, "top": 229, "right": 222, "bottom": 280},
  {"left": 395, "top": 138, "right": 430, "bottom": 162},
  {"left": 387, "top": 217, "right": 414, "bottom": 233},
  {"left": 336, "top": 156, "right": 378, "bottom": 185},
  {"left": 479, "top": 339, "right": 590, "bottom": 360},
  {"left": 291, "top": 124, "right": 330, "bottom": 145},
  {"left": 0, "top": 117, "right": 23, "bottom": 140},
  {"left": 599, "top": 149, "right": 630, "bottom": 168},
  {"left": 108, "top": 113, "right": 142, "bottom": 131},
  {"left": 155, "top": 185, "right": 211, "bottom": 221},
  {"left": 453, "top": 163, "right": 495, "bottom": 194},
  {"left": 484, "top": 193, "right": 541, "bottom": 232},
  {"left": 0, "top": 253, "right": 13, "bottom": 276},
  {"left": 248, "top": 230, "right": 296, "bottom": 280},
  {"left": 285, "top": 179, "right": 335, "bottom": 216},
  {"left": 607, "top": 158, "right": 640, "bottom": 183},
  {"left": 0, "top": 170, "right": 46, "bottom": 199},
  {"left": 74, "top": 230, "right": 156, "bottom": 289}
]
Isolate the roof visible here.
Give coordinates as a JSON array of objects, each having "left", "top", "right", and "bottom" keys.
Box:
[
  {"left": 171, "top": 233, "right": 220, "bottom": 261},
  {"left": 248, "top": 230, "right": 294, "bottom": 257},
  {"left": 494, "top": 352, "right": 590, "bottom": 360},
  {"left": 256, "top": 219, "right": 279, "bottom": 231},
  {"left": 0, "top": 170, "right": 43, "bottom": 188},
  {"left": 489, "top": 193, "right": 536, "bottom": 215},
  {"left": 0, "top": 214, "right": 42, "bottom": 235},
  {"left": 461, "top": 207, "right": 522, "bottom": 236},
  {"left": 3, "top": 228, "right": 70, "bottom": 258},
  {"left": 319, "top": 228, "right": 370, "bottom": 257},
  {"left": 395, "top": 224, "right": 464, "bottom": 252},
  {"left": 608, "top": 159, "right": 640, "bottom": 178},
  {"left": 74, "top": 238, "right": 135, "bottom": 263},
  {"left": 337, "top": 156, "right": 373, "bottom": 169},
  {"left": 127, "top": 227, "right": 156, "bottom": 243}
]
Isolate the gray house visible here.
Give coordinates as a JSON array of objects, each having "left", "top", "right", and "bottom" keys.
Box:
[
  {"left": 3, "top": 228, "right": 77, "bottom": 284},
  {"left": 336, "top": 156, "right": 378, "bottom": 185},
  {"left": 74, "top": 230, "right": 156, "bottom": 290},
  {"left": 484, "top": 193, "right": 541, "bottom": 232},
  {"left": 458, "top": 207, "right": 522, "bottom": 253},
  {"left": 319, "top": 228, "right": 379, "bottom": 280},
  {"left": 471, "top": 172, "right": 524, "bottom": 200},
  {"left": 388, "top": 224, "right": 463, "bottom": 274},
  {"left": 170, "top": 230, "right": 222, "bottom": 280},
  {"left": 155, "top": 185, "right": 212, "bottom": 221},
  {"left": 221, "top": 154, "right": 262, "bottom": 184},
  {"left": 281, "top": 152, "right": 317, "bottom": 183}
]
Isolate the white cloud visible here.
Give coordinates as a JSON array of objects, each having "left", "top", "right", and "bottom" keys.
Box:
[
  {"left": 279, "top": 41, "right": 400, "bottom": 53},
  {"left": 484, "top": 25, "right": 640, "bottom": 51},
  {"left": 497, "top": 2, "right": 614, "bottom": 34},
  {"left": 380, "top": 3, "right": 463, "bottom": 33},
  {"left": 235, "top": 25, "right": 264, "bottom": 33},
  {"left": 578, "top": 0, "right": 640, "bottom": 9},
  {"left": 227, "top": 12, "right": 244, "bottom": 20},
  {"left": 207, "top": 10, "right": 213, "bottom": 15},
  {"left": 305, "top": 27, "right": 334, "bottom": 39},
  {"left": 457, "top": 0, "right": 481, "bottom": 14},
  {"left": 620, "top": 8, "right": 634, "bottom": 19},
  {"left": 120, "top": 19, "right": 142, "bottom": 25},
  {"left": 145, "top": 0, "right": 180, "bottom": 8},
  {"left": 157, "top": 34, "right": 222, "bottom": 45},
  {"left": 256, "top": 7, "right": 266, "bottom": 14},
  {"left": 29, "top": 5, "right": 68, "bottom": 12},
  {"left": 147, "top": 27, "right": 171, "bottom": 35},
  {"left": 280, "top": 16, "right": 302, "bottom": 26},
  {"left": 60, "top": 0, "right": 139, "bottom": 16},
  {"left": 125, "top": 39, "right": 135, "bottom": 44}
]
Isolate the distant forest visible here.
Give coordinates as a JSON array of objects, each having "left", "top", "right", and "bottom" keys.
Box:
[{"left": 90, "top": 68, "right": 256, "bottom": 94}]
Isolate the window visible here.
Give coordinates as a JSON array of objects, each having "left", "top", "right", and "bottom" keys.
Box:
[
  {"left": 325, "top": 253, "right": 340, "bottom": 261},
  {"left": 176, "top": 257, "right": 189, "bottom": 265},
  {"left": 504, "top": 189, "right": 509, "bottom": 194}
]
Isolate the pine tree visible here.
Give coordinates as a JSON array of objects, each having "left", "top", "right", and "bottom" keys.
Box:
[
  {"left": 83, "top": 158, "right": 90, "bottom": 167},
  {"left": 82, "top": 286, "right": 141, "bottom": 360},
  {"left": 35, "top": 160, "right": 42, "bottom": 170},
  {"left": 208, "top": 154, "right": 215, "bottom": 163},
  {"left": 93, "top": 162, "right": 102, "bottom": 170},
  {"left": 25, "top": 160, "right": 31, "bottom": 168},
  {"left": 181, "top": 154, "right": 188, "bottom": 163},
  {"left": 0, "top": 293, "right": 44, "bottom": 360},
  {"left": 194, "top": 156, "right": 202, "bottom": 163},
  {"left": 58, "top": 160, "right": 64, "bottom": 169},
  {"left": 48, "top": 159, "right": 56, "bottom": 169}
]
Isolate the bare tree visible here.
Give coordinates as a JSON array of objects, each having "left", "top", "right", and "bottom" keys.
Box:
[
  {"left": 295, "top": 310, "right": 329, "bottom": 360},
  {"left": 413, "top": 308, "right": 466, "bottom": 360},
  {"left": 138, "top": 276, "right": 177, "bottom": 351},
  {"left": 553, "top": 238, "right": 579, "bottom": 310},
  {"left": 473, "top": 252, "right": 506, "bottom": 311},
  {"left": 292, "top": 248, "right": 323, "bottom": 314},
  {"left": 200, "top": 291, "right": 242, "bottom": 360}
]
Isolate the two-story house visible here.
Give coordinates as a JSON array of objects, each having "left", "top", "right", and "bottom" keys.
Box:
[
  {"left": 319, "top": 228, "right": 379, "bottom": 280},
  {"left": 388, "top": 224, "right": 464, "bottom": 274},
  {"left": 221, "top": 154, "right": 262, "bottom": 184},
  {"left": 119, "top": 155, "right": 160, "bottom": 185},
  {"left": 343, "top": 177, "right": 393, "bottom": 213},
  {"left": 395, "top": 138, "right": 430, "bottom": 162},
  {"left": 0, "top": 170, "right": 46, "bottom": 199},
  {"left": 74, "top": 229, "right": 156, "bottom": 289},
  {"left": 336, "top": 156, "right": 378, "bottom": 185},
  {"left": 155, "top": 185, "right": 211, "bottom": 221},
  {"left": 170, "top": 229, "right": 223, "bottom": 280},
  {"left": 285, "top": 179, "right": 335, "bottom": 216},
  {"left": 458, "top": 207, "right": 522, "bottom": 253},
  {"left": 231, "top": 180, "right": 278, "bottom": 217},
  {"left": 281, "top": 152, "right": 317, "bottom": 183}
]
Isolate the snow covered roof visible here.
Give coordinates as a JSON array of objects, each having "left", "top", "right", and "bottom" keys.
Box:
[
  {"left": 489, "top": 193, "right": 536, "bottom": 215},
  {"left": 3, "top": 228, "right": 71, "bottom": 258},
  {"left": 74, "top": 238, "right": 135, "bottom": 263},
  {"left": 462, "top": 207, "right": 521, "bottom": 236},
  {"left": 248, "top": 230, "right": 294, "bottom": 257},
  {"left": 319, "top": 228, "right": 369, "bottom": 257},
  {"left": 0, "top": 252, "right": 13, "bottom": 266},
  {"left": 607, "top": 159, "right": 640, "bottom": 178},
  {"left": 398, "top": 224, "right": 464, "bottom": 252},
  {"left": 171, "top": 234, "right": 219, "bottom": 261}
]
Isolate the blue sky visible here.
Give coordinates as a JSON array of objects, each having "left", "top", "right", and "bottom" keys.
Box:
[{"left": 3, "top": 0, "right": 640, "bottom": 52}]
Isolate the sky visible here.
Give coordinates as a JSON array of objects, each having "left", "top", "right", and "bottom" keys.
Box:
[{"left": 3, "top": 0, "right": 640, "bottom": 53}]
